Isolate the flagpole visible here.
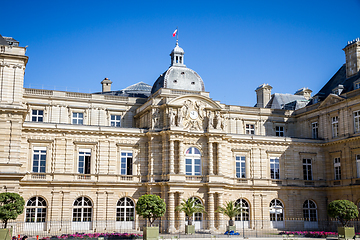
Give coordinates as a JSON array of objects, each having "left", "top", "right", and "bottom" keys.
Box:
[{"left": 176, "top": 27, "right": 178, "bottom": 44}]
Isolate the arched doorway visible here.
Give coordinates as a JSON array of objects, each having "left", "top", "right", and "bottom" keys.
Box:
[
  {"left": 303, "top": 200, "right": 318, "bottom": 229},
  {"left": 269, "top": 199, "right": 284, "bottom": 229},
  {"left": 116, "top": 197, "right": 135, "bottom": 230},
  {"left": 185, "top": 197, "right": 203, "bottom": 230},
  {"left": 235, "top": 199, "right": 250, "bottom": 229},
  {"left": 72, "top": 196, "right": 92, "bottom": 230},
  {"left": 24, "top": 196, "right": 47, "bottom": 231}
]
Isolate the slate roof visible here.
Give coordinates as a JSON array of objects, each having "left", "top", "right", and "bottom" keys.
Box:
[
  {"left": 96, "top": 82, "right": 152, "bottom": 98},
  {"left": 266, "top": 93, "right": 309, "bottom": 110},
  {"left": 0, "top": 34, "right": 9, "bottom": 46},
  {"left": 312, "top": 65, "right": 360, "bottom": 103}
]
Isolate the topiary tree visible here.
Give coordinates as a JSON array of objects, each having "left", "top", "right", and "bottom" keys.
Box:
[
  {"left": 135, "top": 194, "right": 166, "bottom": 227},
  {"left": 0, "top": 193, "right": 25, "bottom": 228},
  {"left": 327, "top": 200, "right": 359, "bottom": 227},
  {"left": 216, "top": 201, "right": 243, "bottom": 226}
]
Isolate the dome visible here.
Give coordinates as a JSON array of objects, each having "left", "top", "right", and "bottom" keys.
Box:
[
  {"left": 151, "top": 42, "right": 205, "bottom": 94},
  {"left": 171, "top": 43, "right": 184, "bottom": 54},
  {"left": 151, "top": 66, "right": 205, "bottom": 94}
]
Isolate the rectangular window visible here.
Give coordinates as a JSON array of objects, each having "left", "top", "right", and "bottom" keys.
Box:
[
  {"left": 236, "top": 156, "right": 246, "bottom": 178},
  {"left": 72, "top": 112, "right": 84, "bottom": 125},
  {"left": 275, "top": 126, "right": 284, "bottom": 137},
  {"left": 303, "top": 158, "right": 312, "bottom": 180},
  {"left": 332, "top": 116, "right": 339, "bottom": 137},
  {"left": 312, "top": 122, "right": 318, "bottom": 139},
  {"left": 354, "top": 111, "right": 360, "bottom": 133},
  {"left": 78, "top": 150, "right": 91, "bottom": 174},
  {"left": 270, "top": 157, "right": 280, "bottom": 179},
  {"left": 32, "top": 110, "right": 44, "bottom": 122},
  {"left": 120, "top": 152, "right": 133, "bottom": 175},
  {"left": 356, "top": 154, "right": 360, "bottom": 178},
  {"left": 245, "top": 124, "right": 255, "bottom": 135},
  {"left": 33, "top": 147, "right": 46, "bottom": 173},
  {"left": 111, "top": 115, "right": 121, "bottom": 127},
  {"left": 334, "top": 157, "right": 341, "bottom": 180}
]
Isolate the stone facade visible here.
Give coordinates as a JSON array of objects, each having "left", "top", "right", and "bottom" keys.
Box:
[{"left": 1, "top": 35, "right": 360, "bottom": 234}]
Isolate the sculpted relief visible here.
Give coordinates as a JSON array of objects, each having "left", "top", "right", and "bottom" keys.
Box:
[{"left": 168, "top": 99, "right": 227, "bottom": 132}]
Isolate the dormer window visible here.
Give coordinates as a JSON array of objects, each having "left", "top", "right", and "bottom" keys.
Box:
[
  {"left": 332, "top": 84, "right": 344, "bottom": 95},
  {"left": 354, "top": 80, "right": 360, "bottom": 90},
  {"left": 173, "top": 80, "right": 177, "bottom": 83},
  {"left": 191, "top": 82, "right": 195, "bottom": 85}
]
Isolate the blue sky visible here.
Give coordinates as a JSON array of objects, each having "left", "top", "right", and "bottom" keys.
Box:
[{"left": 2, "top": 0, "right": 360, "bottom": 106}]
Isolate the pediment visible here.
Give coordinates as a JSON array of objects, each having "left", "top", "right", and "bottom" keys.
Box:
[
  {"left": 319, "top": 94, "right": 345, "bottom": 108},
  {"left": 168, "top": 95, "right": 222, "bottom": 110}
]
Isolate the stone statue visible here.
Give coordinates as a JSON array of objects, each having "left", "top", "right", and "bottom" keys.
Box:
[
  {"left": 215, "top": 111, "right": 221, "bottom": 129},
  {"left": 152, "top": 108, "right": 159, "bottom": 128},
  {"left": 177, "top": 107, "right": 183, "bottom": 126},
  {"left": 169, "top": 109, "right": 176, "bottom": 126},
  {"left": 208, "top": 111, "right": 214, "bottom": 129}
]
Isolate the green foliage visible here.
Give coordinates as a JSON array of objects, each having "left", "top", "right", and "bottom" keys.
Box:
[
  {"left": 0, "top": 193, "right": 25, "bottom": 228},
  {"left": 135, "top": 194, "right": 166, "bottom": 227},
  {"left": 175, "top": 198, "right": 206, "bottom": 225},
  {"left": 327, "top": 200, "right": 359, "bottom": 227},
  {"left": 216, "top": 201, "right": 243, "bottom": 221}
]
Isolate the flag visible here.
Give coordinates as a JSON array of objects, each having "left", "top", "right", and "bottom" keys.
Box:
[{"left": 172, "top": 29, "right": 177, "bottom": 37}]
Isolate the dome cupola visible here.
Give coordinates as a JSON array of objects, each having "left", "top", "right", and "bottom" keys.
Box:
[
  {"left": 170, "top": 41, "right": 185, "bottom": 67},
  {"left": 151, "top": 42, "right": 205, "bottom": 94}
]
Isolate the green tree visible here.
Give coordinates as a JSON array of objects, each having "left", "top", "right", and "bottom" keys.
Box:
[
  {"left": 175, "top": 198, "right": 206, "bottom": 225},
  {"left": 216, "top": 200, "right": 243, "bottom": 226},
  {"left": 327, "top": 200, "right": 359, "bottom": 227},
  {"left": 0, "top": 193, "right": 25, "bottom": 228},
  {"left": 135, "top": 194, "right": 166, "bottom": 227}
]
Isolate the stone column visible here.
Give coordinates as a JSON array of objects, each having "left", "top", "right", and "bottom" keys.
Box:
[
  {"left": 208, "top": 142, "right": 213, "bottom": 175},
  {"left": 148, "top": 136, "right": 153, "bottom": 181},
  {"left": 169, "top": 140, "right": 175, "bottom": 174},
  {"left": 217, "top": 193, "right": 225, "bottom": 231},
  {"left": 178, "top": 192, "right": 185, "bottom": 232},
  {"left": 207, "top": 192, "right": 215, "bottom": 231},
  {"left": 217, "top": 143, "right": 222, "bottom": 175},
  {"left": 168, "top": 192, "right": 176, "bottom": 233},
  {"left": 179, "top": 141, "right": 184, "bottom": 174}
]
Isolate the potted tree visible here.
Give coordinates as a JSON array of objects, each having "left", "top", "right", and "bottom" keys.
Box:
[
  {"left": 135, "top": 194, "right": 166, "bottom": 240},
  {"left": 327, "top": 200, "right": 359, "bottom": 240},
  {"left": 0, "top": 193, "right": 25, "bottom": 240},
  {"left": 175, "top": 198, "right": 206, "bottom": 234},
  {"left": 216, "top": 200, "right": 243, "bottom": 232}
]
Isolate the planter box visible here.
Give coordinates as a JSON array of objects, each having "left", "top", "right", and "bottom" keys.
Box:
[
  {"left": 227, "top": 226, "right": 236, "bottom": 232},
  {"left": 338, "top": 226, "right": 355, "bottom": 240},
  {"left": 143, "top": 226, "right": 159, "bottom": 240},
  {"left": 0, "top": 228, "right": 12, "bottom": 240},
  {"left": 185, "top": 225, "right": 195, "bottom": 234}
]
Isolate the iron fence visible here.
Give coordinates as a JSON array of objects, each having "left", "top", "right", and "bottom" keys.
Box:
[{"left": 2, "top": 219, "right": 360, "bottom": 239}]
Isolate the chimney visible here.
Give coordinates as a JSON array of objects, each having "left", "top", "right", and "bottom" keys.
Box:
[
  {"left": 101, "top": 78, "right": 112, "bottom": 92},
  {"left": 343, "top": 38, "right": 360, "bottom": 78},
  {"left": 255, "top": 84, "right": 272, "bottom": 108},
  {"left": 294, "top": 87, "right": 312, "bottom": 100}
]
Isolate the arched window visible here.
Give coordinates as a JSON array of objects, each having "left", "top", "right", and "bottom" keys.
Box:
[
  {"left": 235, "top": 199, "right": 249, "bottom": 221},
  {"left": 269, "top": 199, "right": 284, "bottom": 222},
  {"left": 73, "top": 197, "right": 92, "bottom": 222},
  {"left": 303, "top": 200, "right": 317, "bottom": 221},
  {"left": 25, "top": 196, "right": 46, "bottom": 222},
  {"left": 185, "top": 147, "right": 201, "bottom": 175},
  {"left": 116, "top": 197, "right": 135, "bottom": 221}
]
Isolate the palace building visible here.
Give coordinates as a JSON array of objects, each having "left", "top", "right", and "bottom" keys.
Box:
[{"left": 1, "top": 34, "right": 360, "bottom": 234}]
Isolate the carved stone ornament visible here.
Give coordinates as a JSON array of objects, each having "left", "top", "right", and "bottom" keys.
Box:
[{"left": 177, "top": 100, "right": 206, "bottom": 131}]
